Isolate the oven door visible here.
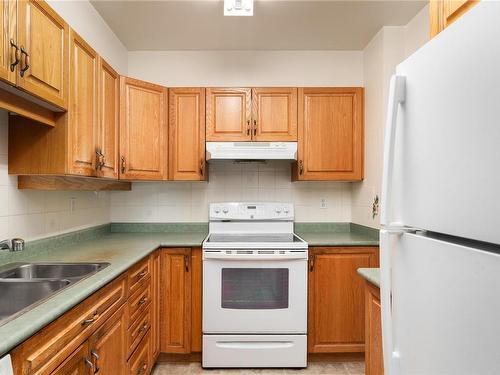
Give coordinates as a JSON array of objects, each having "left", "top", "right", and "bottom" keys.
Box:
[{"left": 203, "top": 251, "right": 307, "bottom": 334}]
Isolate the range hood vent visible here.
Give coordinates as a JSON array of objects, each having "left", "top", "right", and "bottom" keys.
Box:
[{"left": 206, "top": 142, "right": 297, "bottom": 161}]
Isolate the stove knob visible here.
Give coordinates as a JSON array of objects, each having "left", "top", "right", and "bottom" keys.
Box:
[
  {"left": 275, "top": 208, "right": 282, "bottom": 214},
  {"left": 283, "top": 208, "right": 290, "bottom": 214},
  {"left": 214, "top": 208, "right": 221, "bottom": 214},
  {"left": 222, "top": 208, "right": 229, "bottom": 214}
]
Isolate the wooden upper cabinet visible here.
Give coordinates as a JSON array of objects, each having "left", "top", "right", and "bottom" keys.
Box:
[
  {"left": 97, "top": 58, "right": 119, "bottom": 179},
  {"left": 67, "top": 30, "right": 98, "bottom": 177},
  {"left": 160, "top": 248, "right": 192, "bottom": 354},
  {"left": 169, "top": 88, "right": 206, "bottom": 180},
  {"left": 308, "top": 247, "right": 379, "bottom": 354},
  {"left": 251, "top": 88, "right": 297, "bottom": 141},
  {"left": 294, "top": 88, "right": 364, "bottom": 181},
  {"left": 430, "top": 0, "right": 478, "bottom": 38},
  {"left": 0, "top": 0, "right": 17, "bottom": 85},
  {"left": 17, "top": 0, "right": 69, "bottom": 109},
  {"left": 88, "top": 306, "right": 127, "bottom": 375},
  {"left": 120, "top": 77, "right": 168, "bottom": 180},
  {"left": 206, "top": 88, "right": 251, "bottom": 141}
]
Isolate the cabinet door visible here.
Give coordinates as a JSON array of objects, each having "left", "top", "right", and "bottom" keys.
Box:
[
  {"left": 169, "top": 88, "right": 206, "bottom": 180},
  {"left": 160, "top": 248, "right": 191, "bottom": 353},
  {"left": 295, "top": 88, "right": 363, "bottom": 181},
  {"left": 308, "top": 247, "right": 379, "bottom": 353},
  {"left": 97, "top": 58, "right": 119, "bottom": 179},
  {"left": 190, "top": 248, "right": 202, "bottom": 352},
  {"left": 120, "top": 77, "right": 168, "bottom": 180},
  {"left": 430, "top": 0, "right": 478, "bottom": 38},
  {"left": 365, "top": 282, "right": 384, "bottom": 375},
  {"left": 0, "top": 0, "right": 16, "bottom": 85},
  {"left": 151, "top": 251, "right": 161, "bottom": 361},
  {"left": 88, "top": 306, "right": 127, "bottom": 375},
  {"left": 206, "top": 88, "right": 251, "bottom": 141},
  {"left": 67, "top": 30, "right": 98, "bottom": 176},
  {"left": 50, "top": 342, "right": 92, "bottom": 375},
  {"left": 252, "top": 88, "right": 297, "bottom": 141},
  {"left": 17, "top": 0, "right": 69, "bottom": 109}
]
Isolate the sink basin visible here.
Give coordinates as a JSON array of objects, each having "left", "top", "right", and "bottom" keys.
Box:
[
  {"left": 0, "top": 262, "right": 109, "bottom": 281},
  {"left": 0, "top": 262, "right": 110, "bottom": 326},
  {"left": 0, "top": 279, "right": 71, "bottom": 323}
]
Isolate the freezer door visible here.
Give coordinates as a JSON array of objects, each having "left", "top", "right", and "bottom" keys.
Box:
[
  {"left": 381, "top": 230, "right": 500, "bottom": 375},
  {"left": 383, "top": 1, "right": 500, "bottom": 244}
]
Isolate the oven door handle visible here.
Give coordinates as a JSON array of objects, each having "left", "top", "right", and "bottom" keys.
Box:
[
  {"left": 203, "top": 253, "right": 308, "bottom": 261},
  {"left": 215, "top": 341, "right": 295, "bottom": 350}
]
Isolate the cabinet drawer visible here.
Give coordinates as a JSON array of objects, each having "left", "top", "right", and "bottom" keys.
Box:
[
  {"left": 127, "top": 283, "right": 151, "bottom": 327},
  {"left": 128, "top": 308, "right": 151, "bottom": 357},
  {"left": 128, "top": 331, "right": 151, "bottom": 375},
  {"left": 11, "top": 275, "right": 126, "bottom": 375},
  {"left": 128, "top": 257, "right": 151, "bottom": 296}
]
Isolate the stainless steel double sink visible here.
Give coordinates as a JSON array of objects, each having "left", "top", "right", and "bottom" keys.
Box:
[{"left": 0, "top": 262, "right": 110, "bottom": 326}]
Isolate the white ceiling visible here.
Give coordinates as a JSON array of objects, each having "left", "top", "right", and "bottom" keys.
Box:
[{"left": 91, "top": 0, "right": 427, "bottom": 51}]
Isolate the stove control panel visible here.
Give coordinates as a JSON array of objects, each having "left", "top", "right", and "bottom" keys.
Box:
[{"left": 209, "top": 202, "right": 294, "bottom": 221}]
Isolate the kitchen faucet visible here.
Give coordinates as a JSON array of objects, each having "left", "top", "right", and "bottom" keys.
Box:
[{"left": 0, "top": 238, "right": 25, "bottom": 252}]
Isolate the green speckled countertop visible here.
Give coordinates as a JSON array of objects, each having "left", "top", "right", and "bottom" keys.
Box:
[
  {"left": 0, "top": 221, "right": 378, "bottom": 356},
  {"left": 296, "top": 223, "right": 379, "bottom": 247},
  {"left": 0, "top": 225, "right": 207, "bottom": 357},
  {"left": 357, "top": 268, "right": 381, "bottom": 287}
]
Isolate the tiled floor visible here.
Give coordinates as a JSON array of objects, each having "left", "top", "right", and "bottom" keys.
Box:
[{"left": 152, "top": 361, "right": 365, "bottom": 375}]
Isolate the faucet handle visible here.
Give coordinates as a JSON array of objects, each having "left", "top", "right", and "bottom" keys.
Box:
[{"left": 11, "top": 238, "right": 25, "bottom": 252}]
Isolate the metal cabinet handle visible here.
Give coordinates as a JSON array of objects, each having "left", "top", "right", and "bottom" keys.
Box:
[
  {"left": 246, "top": 120, "right": 250, "bottom": 136},
  {"left": 200, "top": 159, "right": 204, "bottom": 176},
  {"left": 9, "top": 39, "right": 20, "bottom": 72},
  {"left": 253, "top": 119, "right": 257, "bottom": 136},
  {"left": 121, "top": 156, "right": 126, "bottom": 174},
  {"left": 299, "top": 160, "right": 304, "bottom": 175},
  {"left": 81, "top": 311, "right": 99, "bottom": 326},
  {"left": 84, "top": 358, "right": 95, "bottom": 371},
  {"left": 139, "top": 323, "right": 148, "bottom": 334},
  {"left": 19, "top": 46, "right": 29, "bottom": 77},
  {"left": 91, "top": 350, "right": 100, "bottom": 373},
  {"left": 138, "top": 296, "right": 147, "bottom": 306},
  {"left": 185, "top": 254, "right": 190, "bottom": 272},
  {"left": 137, "top": 270, "right": 147, "bottom": 279},
  {"left": 309, "top": 255, "right": 315, "bottom": 272},
  {"left": 95, "top": 148, "right": 105, "bottom": 170}
]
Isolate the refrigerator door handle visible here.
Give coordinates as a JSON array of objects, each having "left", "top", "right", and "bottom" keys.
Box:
[
  {"left": 380, "top": 229, "right": 402, "bottom": 375},
  {"left": 381, "top": 75, "right": 406, "bottom": 227}
]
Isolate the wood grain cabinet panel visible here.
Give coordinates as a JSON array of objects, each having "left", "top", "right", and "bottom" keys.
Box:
[
  {"left": 120, "top": 77, "right": 168, "bottom": 180},
  {"left": 67, "top": 30, "right": 98, "bottom": 177},
  {"left": 160, "top": 248, "right": 192, "bottom": 354},
  {"left": 49, "top": 342, "right": 91, "bottom": 375},
  {"left": 308, "top": 247, "right": 379, "bottom": 353},
  {"left": 17, "top": 0, "right": 69, "bottom": 109},
  {"left": 206, "top": 87, "right": 251, "bottom": 141},
  {"left": 251, "top": 87, "right": 297, "bottom": 141},
  {"left": 0, "top": 0, "right": 16, "bottom": 85},
  {"left": 191, "top": 248, "right": 202, "bottom": 352},
  {"left": 151, "top": 251, "right": 161, "bottom": 361},
  {"left": 169, "top": 88, "right": 206, "bottom": 180},
  {"left": 96, "top": 58, "right": 119, "bottom": 179},
  {"left": 365, "top": 282, "right": 384, "bottom": 375},
  {"left": 88, "top": 306, "right": 127, "bottom": 375},
  {"left": 294, "top": 88, "right": 364, "bottom": 181},
  {"left": 430, "top": 0, "right": 478, "bottom": 37}
]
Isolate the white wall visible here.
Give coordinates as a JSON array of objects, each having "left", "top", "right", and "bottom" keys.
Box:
[
  {"left": 0, "top": 110, "right": 111, "bottom": 241},
  {"left": 127, "top": 50, "right": 363, "bottom": 87},
  {"left": 351, "top": 7, "right": 429, "bottom": 228},
  {"left": 47, "top": 0, "right": 128, "bottom": 74},
  {"left": 111, "top": 162, "right": 351, "bottom": 223}
]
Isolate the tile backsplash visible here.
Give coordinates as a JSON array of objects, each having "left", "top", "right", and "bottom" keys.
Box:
[
  {"left": 110, "top": 161, "right": 351, "bottom": 223},
  {"left": 0, "top": 110, "right": 110, "bottom": 241}
]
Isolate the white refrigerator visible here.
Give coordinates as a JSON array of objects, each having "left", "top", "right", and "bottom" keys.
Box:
[{"left": 380, "top": 2, "right": 500, "bottom": 374}]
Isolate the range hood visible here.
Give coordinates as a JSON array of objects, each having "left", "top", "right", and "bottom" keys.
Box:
[{"left": 206, "top": 142, "right": 297, "bottom": 161}]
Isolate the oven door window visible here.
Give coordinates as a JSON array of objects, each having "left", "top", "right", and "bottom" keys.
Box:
[{"left": 221, "top": 268, "right": 289, "bottom": 309}]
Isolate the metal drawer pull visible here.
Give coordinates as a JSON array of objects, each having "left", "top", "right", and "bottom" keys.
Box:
[
  {"left": 137, "top": 362, "right": 147, "bottom": 375},
  {"left": 9, "top": 39, "right": 20, "bottom": 71},
  {"left": 138, "top": 296, "right": 147, "bottom": 305},
  {"left": 137, "top": 270, "right": 147, "bottom": 279},
  {"left": 91, "top": 350, "right": 100, "bottom": 373},
  {"left": 19, "top": 46, "right": 29, "bottom": 77},
  {"left": 139, "top": 323, "right": 148, "bottom": 334},
  {"left": 84, "top": 358, "right": 95, "bottom": 371},
  {"left": 81, "top": 311, "right": 99, "bottom": 326}
]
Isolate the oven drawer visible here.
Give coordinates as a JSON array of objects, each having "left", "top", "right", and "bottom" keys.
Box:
[{"left": 202, "top": 334, "right": 307, "bottom": 368}]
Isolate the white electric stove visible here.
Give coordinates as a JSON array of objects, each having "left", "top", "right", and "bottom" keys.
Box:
[{"left": 202, "top": 202, "right": 308, "bottom": 369}]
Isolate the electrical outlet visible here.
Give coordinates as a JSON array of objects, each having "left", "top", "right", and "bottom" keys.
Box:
[
  {"left": 372, "top": 195, "right": 379, "bottom": 219},
  {"left": 320, "top": 198, "right": 327, "bottom": 209},
  {"left": 69, "top": 197, "right": 76, "bottom": 214}
]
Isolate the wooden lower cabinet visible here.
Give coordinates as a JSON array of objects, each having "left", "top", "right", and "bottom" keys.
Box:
[
  {"left": 151, "top": 251, "right": 161, "bottom": 361},
  {"left": 159, "top": 247, "right": 202, "bottom": 354},
  {"left": 364, "top": 281, "right": 384, "bottom": 375},
  {"left": 308, "top": 247, "right": 379, "bottom": 353},
  {"left": 50, "top": 343, "right": 91, "bottom": 375}
]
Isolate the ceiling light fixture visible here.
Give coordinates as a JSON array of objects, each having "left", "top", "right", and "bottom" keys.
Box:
[{"left": 224, "top": 0, "right": 253, "bottom": 16}]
